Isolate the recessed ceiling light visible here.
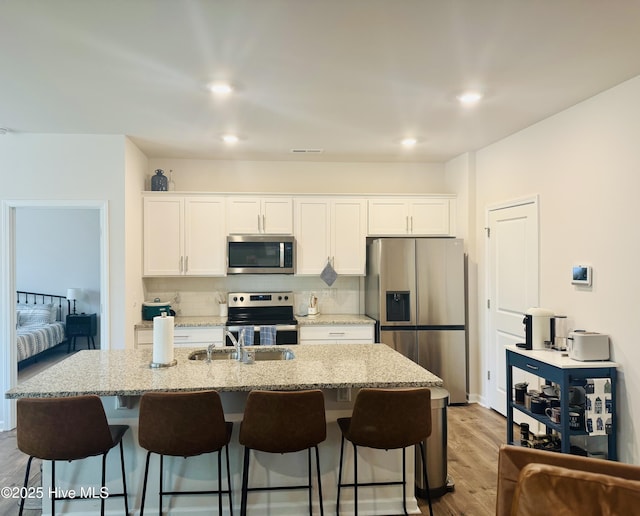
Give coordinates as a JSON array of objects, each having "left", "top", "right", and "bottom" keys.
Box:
[
  {"left": 221, "top": 134, "right": 239, "bottom": 144},
  {"left": 208, "top": 82, "right": 234, "bottom": 95},
  {"left": 401, "top": 138, "right": 418, "bottom": 147},
  {"left": 457, "top": 91, "right": 483, "bottom": 105}
]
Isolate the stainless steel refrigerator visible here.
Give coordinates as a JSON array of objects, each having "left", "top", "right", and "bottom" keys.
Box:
[{"left": 365, "top": 238, "right": 468, "bottom": 404}]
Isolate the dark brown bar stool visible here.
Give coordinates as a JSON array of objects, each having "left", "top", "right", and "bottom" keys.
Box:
[
  {"left": 138, "top": 390, "right": 233, "bottom": 515},
  {"left": 336, "top": 387, "right": 433, "bottom": 516},
  {"left": 239, "top": 389, "right": 327, "bottom": 516},
  {"left": 16, "top": 395, "right": 129, "bottom": 516}
]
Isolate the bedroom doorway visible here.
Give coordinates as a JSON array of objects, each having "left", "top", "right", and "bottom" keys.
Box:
[
  {"left": 0, "top": 200, "right": 109, "bottom": 432},
  {"left": 16, "top": 207, "right": 101, "bottom": 378}
]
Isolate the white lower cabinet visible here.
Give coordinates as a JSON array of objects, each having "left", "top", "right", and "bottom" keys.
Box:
[
  {"left": 135, "top": 326, "right": 224, "bottom": 348},
  {"left": 299, "top": 325, "right": 374, "bottom": 344}
]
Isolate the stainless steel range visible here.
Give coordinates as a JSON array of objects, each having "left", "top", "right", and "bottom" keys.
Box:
[{"left": 225, "top": 292, "right": 298, "bottom": 345}]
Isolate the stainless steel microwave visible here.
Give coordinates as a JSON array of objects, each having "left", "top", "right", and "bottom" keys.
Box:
[{"left": 227, "top": 235, "right": 295, "bottom": 274}]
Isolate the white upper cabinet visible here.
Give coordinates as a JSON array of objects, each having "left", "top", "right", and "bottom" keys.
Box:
[
  {"left": 143, "top": 195, "right": 226, "bottom": 276},
  {"left": 368, "top": 197, "right": 454, "bottom": 236},
  {"left": 227, "top": 196, "right": 293, "bottom": 234},
  {"left": 294, "top": 198, "right": 367, "bottom": 275}
]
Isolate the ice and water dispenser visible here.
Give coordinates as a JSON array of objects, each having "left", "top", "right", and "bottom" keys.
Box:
[{"left": 386, "top": 291, "right": 410, "bottom": 322}]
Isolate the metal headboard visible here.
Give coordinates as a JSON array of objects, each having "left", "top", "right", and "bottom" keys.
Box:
[{"left": 16, "top": 291, "right": 67, "bottom": 321}]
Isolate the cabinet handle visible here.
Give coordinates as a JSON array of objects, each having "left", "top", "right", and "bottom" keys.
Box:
[
  {"left": 262, "top": 214, "right": 266, "bottom": 232},
  {"left": 179, "top": 256, "right": 183, "bottom": 273},
  {"left": 174, "top": 335, "right": 189, "bottom": 339},
  {"left": 410, "top": 216, "right": 414, "bottom": 233},
  {"left": 329, "top": 332, "right": 346, "bottom": 336},
  {"left": 525, "top": 363, "right": 539, "bottom": 371},
  {"left": 257, "top": 214, "right": 261, "bottom": 233},
  {"left": 406, "top": 215, "right": 409, "bottom": 232},
  {"left": 185, "top": 256, "right": 189, "bottom": 273}
]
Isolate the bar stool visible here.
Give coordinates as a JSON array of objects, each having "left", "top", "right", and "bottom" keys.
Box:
[
  {"left": 16, "top": 395, "right": 129, "bottom": 516},
  {"left": 336, "top": 387, "right": 433, "bottom": 516},
  {"left": 239, "top": 389, "right": 327, "bottom": 516},
  {"left": 138, "top": 390, "right": 233, "bottom": 515}
]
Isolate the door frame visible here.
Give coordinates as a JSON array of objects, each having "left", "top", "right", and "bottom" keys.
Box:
[
  {"left": 0, "top": 200, "right": 110, "bottom": 431},
  {"left": 484, "top": 195, "right": 539, "bottom": 412}
]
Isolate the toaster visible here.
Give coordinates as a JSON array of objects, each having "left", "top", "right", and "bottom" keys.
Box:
[{"left": 567, "top": 332, "right": 610, "bottom": 361}]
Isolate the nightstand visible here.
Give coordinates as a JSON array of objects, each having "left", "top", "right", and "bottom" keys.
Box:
[{"left": 66, "top": 313, "right": 97, "bottom": 352}]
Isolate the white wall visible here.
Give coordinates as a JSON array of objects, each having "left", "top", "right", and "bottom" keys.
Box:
[
  {"left": 445, "top": 153, "right": 480, "bottom": 401},
  {"left": 0, "top": 133, "right": 128, "bottom": 345},
  {"left": 147, "top": 159, "right": 446, "bottom": 194},
  {"left": 473, "top": 75, "right": 640, "bottom": 463},
  {"left": 124, "top": 138, "right": 149, "bottom": 347}
]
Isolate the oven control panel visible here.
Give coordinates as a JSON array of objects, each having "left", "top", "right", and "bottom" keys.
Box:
[{"left": 228, "top": 292, "right": 293, "bottom": 308}]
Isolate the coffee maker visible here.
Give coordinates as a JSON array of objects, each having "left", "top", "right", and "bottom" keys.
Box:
[{"left": 523, "top": 308, "right": 555, "bottom": 350}]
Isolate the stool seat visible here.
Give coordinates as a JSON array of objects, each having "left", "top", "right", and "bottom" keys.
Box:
[
  {"left": 337, "top": 387, "right": 434, "bottom": 516},
  {"left": 239, "top": 389, "right": 327, "bottom": 516},
  {"left": 138, "top": 390, "right": 233, "bottom": 515},
  {"left": 16, "top": 395, "right": 129, "bottom": 516}
]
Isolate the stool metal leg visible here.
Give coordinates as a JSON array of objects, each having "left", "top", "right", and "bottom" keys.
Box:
[
  {"left": 315, "top": 445, "right": 324, "bottom": 516},
  {"left": 352, "top": 443, "right": 358, "bottom": 516},
  {"left": 18, "top": 456, "right": 34, "bottom": 516},
  {"left": 119, "top": 440, "right": 129, "bottom": 515},
  {"left": 159, "top": 454, "right": 164, "bottom": 515},
  {"left": 101, "top": 453, "right": 107, "bottom": 516},
  {"left": 218, "top": 450, "right": 223, "bottom": 515},
  {"left": 240, "top": 447, "right": 250, "bottom": 516},
  {"left": 307, "top": 448, "right": 312, "bottom": 514},
  {"left": 226, "top": 444, "right": 233, "bottom": 516},
  {"left": 401, "top": 448, "right": 407, "bottom": 515},
  {"left": 140, "top": 451, "right": 152, "bottom": 516},
  {"left": 336, "top": 436, "right": 345, "bottom": 515},
  {"left": 419, "top": 441, "right": 433, "bottom": 516}
]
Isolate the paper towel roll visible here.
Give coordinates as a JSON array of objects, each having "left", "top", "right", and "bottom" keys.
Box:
[{"left": 153, "top": 314, "right": 174, "bottom": 365}]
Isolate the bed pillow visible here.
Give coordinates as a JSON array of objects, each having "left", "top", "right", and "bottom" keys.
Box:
[
  {"left": 16, "top": 303, "right": 55, "bottom": 326},
  {"left": 17, "top": 302, "right": 58, "bottom": 323}
]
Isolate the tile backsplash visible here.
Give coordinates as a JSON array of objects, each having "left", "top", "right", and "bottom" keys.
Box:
[{"left": 144, "top": 276, "right": 363, "bottom": 317}]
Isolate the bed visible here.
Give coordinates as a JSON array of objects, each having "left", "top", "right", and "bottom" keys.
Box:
[{"left": 16, "top": 291, "right": 67, "bottom": 363}]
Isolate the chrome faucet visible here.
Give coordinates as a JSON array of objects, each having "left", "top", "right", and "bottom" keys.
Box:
[
  {"left": 206, "top": 343, "right": 216, "bottom": 363},
  {"left": 225, "top": 330, "right": 245, "bottom": 361}
]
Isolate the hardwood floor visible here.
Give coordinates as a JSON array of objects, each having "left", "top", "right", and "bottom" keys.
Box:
[
  {"left": 0, "top": 401, "right": 508, "bottom": 515},
  {"left": 423, "top": 404, "right": 508, "bottom": 516}
]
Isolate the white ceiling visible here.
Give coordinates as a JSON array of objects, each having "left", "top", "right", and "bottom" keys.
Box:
[{"left": 2, "top": 0, "right": 640, "bottom": 163}]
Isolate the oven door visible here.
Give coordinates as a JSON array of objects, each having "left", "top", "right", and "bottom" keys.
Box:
[{"left": 225, "top": 325, "right": 298, "bottom": 345}]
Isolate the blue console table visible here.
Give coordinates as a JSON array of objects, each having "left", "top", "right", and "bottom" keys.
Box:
[{"left": 506, "top": 346, "right": 618, "bottom": 460}]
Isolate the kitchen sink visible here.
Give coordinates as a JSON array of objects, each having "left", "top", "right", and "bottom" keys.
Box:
[{"left": 188, "top": 347, "right": 295, "bottom": 362}]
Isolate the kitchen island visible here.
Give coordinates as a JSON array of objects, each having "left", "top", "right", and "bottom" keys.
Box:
[{"left": 7, "top": 344, "right": 442, "bottom": 515}]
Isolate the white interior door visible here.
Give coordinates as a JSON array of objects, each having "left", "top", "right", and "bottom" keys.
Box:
[{"left": 487, "top": 199, "right": 539, "bottom": 415}]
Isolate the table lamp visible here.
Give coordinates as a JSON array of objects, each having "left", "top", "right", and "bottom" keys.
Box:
[{"left": 67, "top": 288, "right": 81, "bottom": 314}]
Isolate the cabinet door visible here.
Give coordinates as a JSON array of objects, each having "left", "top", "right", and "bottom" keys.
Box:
[
  {"left": 262, "top": 197, "right": 293, "bottom": 234},
  {"left": 184, "top": 197, "right": 226, "bottom": 275},
  {"left": 409, "top": 199, "right": 451, "bottom": 235},
  {"left": 226, "top": 197, "right": 261, "bottom": 234},
  {"left": 294, "top": 198, "right": 330, "bottom": 275},
  {"left": 332, "top": 199, "right": 366, "bottom": 274},
  {"left": 143, "top": 197, "right": 183, "bottom": 275},
  {"left": 367, "top": 199, "right": 409, "bottom": 235}
]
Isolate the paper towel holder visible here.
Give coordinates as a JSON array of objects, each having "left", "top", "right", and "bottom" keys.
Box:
[
  {"left": 150, "top": 359, "right": 177, "bottom": 369},
  {"left": 150, "top": 312, "right": 178, "bottom": 368}
]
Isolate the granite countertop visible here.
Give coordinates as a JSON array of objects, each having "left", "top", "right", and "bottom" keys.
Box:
[
  {"left": 295, "top": 314, "right": 375, "bottom": 326},
  {"left": 6, "top": 344, "right": 442, "bottom": 399},
  {"left": 135, "top": 314, "right": 374, "bottom": 329},
  {"left": 136, "top": 315, "right": 227, "bottom": 329}
]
